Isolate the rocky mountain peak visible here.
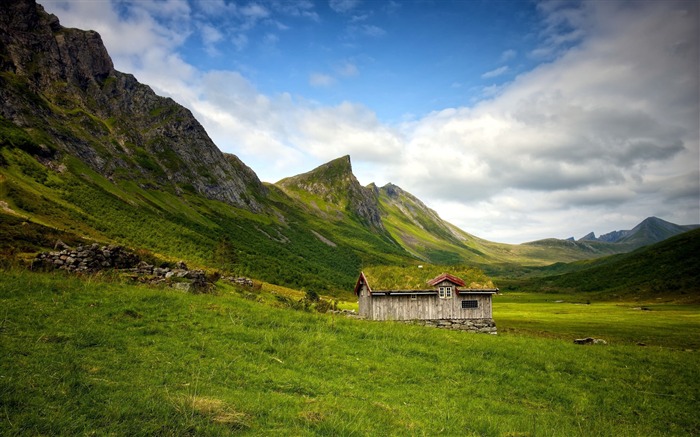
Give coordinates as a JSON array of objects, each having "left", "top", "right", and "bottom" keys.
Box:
[
  {"left": 277, "top": 155, "right": 385, "bottom": 231},
  {"left": 1, "top": 0, "right": 113, "bottom": 92},
  {"left": 575, "top": 216, "right": 699, "bottom": 247},
  {"left": 0, "top": 0, "right": 266, "bottom": 211}
]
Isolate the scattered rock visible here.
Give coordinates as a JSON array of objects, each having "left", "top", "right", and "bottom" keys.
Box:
[
  {"left": 224, "top": 276, "right": 254, "bottom": 287},
  {"left": 574, "top": 337, "right": 607, "bottom": 345}
]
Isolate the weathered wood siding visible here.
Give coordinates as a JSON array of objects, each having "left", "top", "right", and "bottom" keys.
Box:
[
  {"left": 357, "top": 283, "right": 372, "bottom": 319},
  {"left": 366, "top": 293, "right": 492, "bottom": 321}
]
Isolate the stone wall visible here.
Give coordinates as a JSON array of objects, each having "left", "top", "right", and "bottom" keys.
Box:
[
  {"left": 32, "top": 241, "right": 139, "bottom": 272},
  {"left": 403, "top": 318, "right": 497, "bottom": 334},
  {"left": 31, "top": 241, "right": 211, "bottom": 292}
]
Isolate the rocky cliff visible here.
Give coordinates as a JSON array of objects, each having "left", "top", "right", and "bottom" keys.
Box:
[{"left": 0, "top": 0, "right": 266, "bottom": 210}]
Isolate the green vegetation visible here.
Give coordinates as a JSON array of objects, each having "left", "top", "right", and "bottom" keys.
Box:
[
  {"left": 1, "top": 269, "right": 698, "bottom": 436},
  {"left": 1, "top": 145, "right": 411, "bottom": 296},
  {"left": 501, "top": 229, "right": 700, "bottom": 303},
  {"left": 361, "top": 264, "right": 496, "bottom": 290},
  {"left": 496, "top": 292, "right": 700, "bottom": 349}
]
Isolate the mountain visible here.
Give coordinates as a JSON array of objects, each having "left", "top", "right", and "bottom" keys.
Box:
[
  {"left": 516, "top": 229, "right": 700, "bottom": 302},
  {"left": 0, "top": 0, "right": 675, "bottom": 294},
  {"left": 577, "top": 217, "right": 699, "bottom": 248},
  {"left": 0, "top": 0, "right": 265, "bottom": 211},
  {"left": 276, "top": 155, "right": 386, "bottom": 233}
]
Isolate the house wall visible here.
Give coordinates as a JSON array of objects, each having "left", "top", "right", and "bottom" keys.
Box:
[
  {"left": 367, "top": 293, "right": 492, "bottom": 321},
  {"left": 357, "top": 279, "right": 493, "bottom": 321},
  {"left": 357, "top": 283, "right": 372, "bottom": 319}
]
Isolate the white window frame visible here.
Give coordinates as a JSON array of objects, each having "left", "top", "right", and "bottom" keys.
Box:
[{"left": 439, "top": 286, "right": 453, "bottom": 299}]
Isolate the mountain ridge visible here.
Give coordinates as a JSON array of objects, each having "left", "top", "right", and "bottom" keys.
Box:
[
  {"left": 276, "top": 155, "right": 387, "bottom": 232},
  {"left": 576, "top": 217, "right": 699, "bottom": 248}
]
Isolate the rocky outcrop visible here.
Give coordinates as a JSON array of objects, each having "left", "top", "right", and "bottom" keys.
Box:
[{"left": 0, "top": 0, "right": 266, "bottom": 211}]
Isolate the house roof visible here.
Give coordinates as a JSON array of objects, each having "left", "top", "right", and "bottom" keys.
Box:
[
  {"left": 353, "top": 271, "right": 370, "bottom": 296},
  {"left": 427, "top": 273, "right": 466, "bottom": 287},
  {"left": 355, "top": 267, "right": 497, "bottom": 296}
]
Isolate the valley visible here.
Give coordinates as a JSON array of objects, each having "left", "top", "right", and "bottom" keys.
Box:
[{"left": 1, "top": 269, "right": 698, "bottom": 436}]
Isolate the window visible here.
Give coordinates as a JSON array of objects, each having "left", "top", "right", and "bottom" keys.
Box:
[
  {"left": 439, "top": 286, "right": 453, "bottom": 298},
  {"left": 462, "top": 300, "right": 478, "bottom": 309}
]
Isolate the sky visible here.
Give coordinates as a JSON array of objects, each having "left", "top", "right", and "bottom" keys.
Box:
[{"left": 42, "top": 0, "right": 699, "bottom": 244}]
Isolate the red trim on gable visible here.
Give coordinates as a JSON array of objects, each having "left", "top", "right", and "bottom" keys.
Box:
[
  {"left": 427, "top": 273, "right": 466, "bottom": 287},
  {"left": 354, "top": 272, "right": 371, "bottom": 296}
]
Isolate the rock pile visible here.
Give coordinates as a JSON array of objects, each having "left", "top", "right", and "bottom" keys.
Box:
[
  {"left": 573, "top": 337, "right": 607, "bottom": 345},
  {"left": 223, "top": 276, "right": 254, "bottom": 287},
  {"left": 128, "top": 260, "right": 210, "bottom": 292},
  {"left": 32, "top": 242, "right": 213, "bottom": 292},
  {"left": 32, "top": 241, "right": 139, "bottom": 272}
]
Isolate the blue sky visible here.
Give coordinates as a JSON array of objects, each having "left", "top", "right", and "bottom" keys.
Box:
[
  {"left": 151, "top": 0, "right": 548, "bottom": 122},
  {"left": 43, "top": 0, "right": 699, "bottom": 244}
]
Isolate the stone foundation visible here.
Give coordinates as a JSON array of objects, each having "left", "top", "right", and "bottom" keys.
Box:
[{"left": 403, "top": 318, "right": 497, "bottom": 334}]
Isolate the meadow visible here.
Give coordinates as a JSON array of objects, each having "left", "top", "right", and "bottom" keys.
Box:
[{"left": 1, "top": 269, "right": 698, "bottom": 436}]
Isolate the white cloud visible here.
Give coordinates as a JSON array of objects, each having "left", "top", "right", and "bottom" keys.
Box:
[
  {"left": 500, "top": 49, "right": 516, "bottom": 62},
  {"left": 336, "top": 61, "right": 359, "bottom": 77},
  {"left": 329, "top": 0, "right": 361, "bottom": 14},
  {"left": 481, "top": 66, "right": 509, "bottom": 79},
  {"left": 360, "top": 24, "right": 385, "bottom": 37},
  {"left": 387, "top": 0, "right": 699, "bottom": 242},
  {"left": 309, "top": 73, "right": 335, "bottom": 87},
  {"left": 293, "top": 102, "right": 404, "bottom": 162}
]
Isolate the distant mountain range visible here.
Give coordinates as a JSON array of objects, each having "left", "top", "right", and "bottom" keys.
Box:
[
  {"left": 519, "top": 228, "right": 700, "bottom": 302},
  {"left": 1, "top": 0, "right": 697, "bottom": 293},
  {"left": 575, "top": 217, "right": 699, "bottom": 248}
]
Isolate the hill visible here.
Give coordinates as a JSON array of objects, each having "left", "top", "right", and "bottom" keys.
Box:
[{"left": 507, "top": 229, "right": 700, "bottom": 302}]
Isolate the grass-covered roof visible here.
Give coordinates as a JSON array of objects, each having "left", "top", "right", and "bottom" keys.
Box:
[{"left": 361, "top": 264, "right": 495, "bottom": 290}]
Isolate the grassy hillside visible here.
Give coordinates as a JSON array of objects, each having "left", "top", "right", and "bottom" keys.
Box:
[
  {"left": 501, "top": 229, "right": 700, "bottom": 302},
  {"left": 0, "top": 144, "right": 412, "bottom": 296},
  {"left": 375, "top": 185, "right": 628, "bottom": 270},
  {"left": 1, "top": 269, "right": 698, "bottom": 435}
]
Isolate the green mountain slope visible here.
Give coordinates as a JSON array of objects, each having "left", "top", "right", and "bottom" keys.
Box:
[
  {"left": 0, "top": 0, "right": 265, "bottom": 211},
  {"left": 577, "top": 216, "right": 699, "bottom": 248},
  {"left": 276, "top": 155, "right": 389, "bottom": 234},
  {"left": 0, "top": 0, "right": 412, "bottom": 294},
  {"left": 509, "top": 229, "right": 700, "bottom": 301}
]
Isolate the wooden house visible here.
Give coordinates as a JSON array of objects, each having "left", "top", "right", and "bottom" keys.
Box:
[{"left": 354, "top": 271, "right": 498, "bottom": 333}]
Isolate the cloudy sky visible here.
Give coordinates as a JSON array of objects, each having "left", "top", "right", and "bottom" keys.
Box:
[{"left": 43, "top": 0, "right": 699, "bottom": 244}]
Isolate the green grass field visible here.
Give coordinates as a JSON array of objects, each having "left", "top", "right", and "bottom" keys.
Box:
[{"left": 1, "top": 270, "right": 698, "bottom": 436}]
